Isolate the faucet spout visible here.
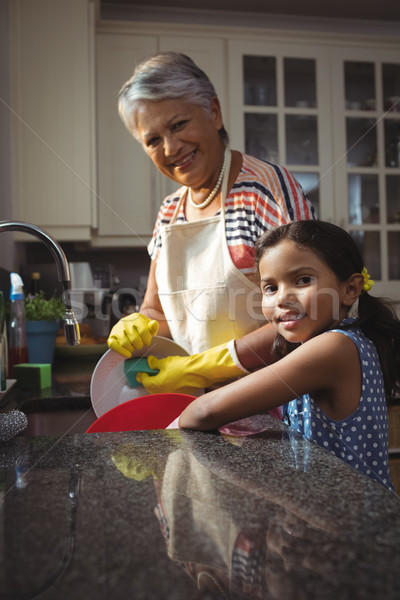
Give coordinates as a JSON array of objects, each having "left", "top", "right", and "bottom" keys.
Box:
[{"left": 0, "top": 220, "right": 80, "bottom": 346}]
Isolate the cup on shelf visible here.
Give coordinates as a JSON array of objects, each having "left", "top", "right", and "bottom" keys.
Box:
[
  {"left": 346, "top": 100, "right": 361, "bottom": 110},
  {"left": 364, "top": 99, "right": 376, "bottom": 111},
  {"left": 385, "top": 96, "right": 400, "bottom": 112}
]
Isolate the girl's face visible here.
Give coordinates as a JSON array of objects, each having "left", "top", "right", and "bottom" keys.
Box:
[
  {"left": 132, "top": 97, "right": 224, "bottom": 191},
  {"left": 259, "top": 240, "right": 353, "bottom": 344}
]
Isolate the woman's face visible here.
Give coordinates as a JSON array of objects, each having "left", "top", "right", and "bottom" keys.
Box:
[
  {"left": 132, "top": 97, "right": 224, "bottom": 191},
  {"left": 258, "top": 240, "right": 353, "bottom": 344}
]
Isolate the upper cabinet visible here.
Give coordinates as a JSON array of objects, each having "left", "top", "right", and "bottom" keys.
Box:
[
  {"left": 227, "top": 39, "right": 400, "bottom": 300},
  {"left": 332, "top": 47, "right": 400, "bottom": 298},
  {"left": 227, "top": 40, "right": 334, "bottom": 221},
  {"left": 94, "top": 33, "right": 226, "bottom": 245},
  {"left": 7, "top": 3, "right": 400, "bottom": 300},
  {"left": 9, "top": 0, "right": 96, "bottom": 240},
  {"left": 94, "top": 33, "right": 158, "bottom": 245}
]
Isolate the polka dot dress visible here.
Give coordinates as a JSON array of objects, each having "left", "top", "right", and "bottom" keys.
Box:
[{"left": 283, "top": 323, "right": 394, "bottom": 491}]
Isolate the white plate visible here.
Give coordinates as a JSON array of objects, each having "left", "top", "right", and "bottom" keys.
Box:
[{"left": 90, "top": 336, "right": 192, "bottom": 418}]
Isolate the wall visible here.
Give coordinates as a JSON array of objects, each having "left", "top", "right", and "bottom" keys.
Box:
[{"left": 0, "top": 1, "right": 20, "bottom": 273}]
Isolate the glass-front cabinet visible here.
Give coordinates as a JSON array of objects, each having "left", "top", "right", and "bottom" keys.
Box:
[
  {"left": 332, "top": 48, "right": 400, "bottom": 299},
  {"left": 228, "top": 41, "right": 400, "bottom": 301},
  {"left": 228, "top": 40, "right": 334, "bottom": 221}
]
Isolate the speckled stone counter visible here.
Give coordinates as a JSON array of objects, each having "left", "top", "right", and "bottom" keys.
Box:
[{"left": 1, "top": 417, "right": 400, "bottom": 599}]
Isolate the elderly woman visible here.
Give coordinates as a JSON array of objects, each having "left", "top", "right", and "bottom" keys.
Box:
[{"left": 108, "top": 52, "right": 316, "bottom": 393}]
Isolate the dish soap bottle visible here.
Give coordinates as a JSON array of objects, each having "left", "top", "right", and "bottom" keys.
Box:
[
  {"left": 30, "top": 272, "right": 41, "bottom": 296},
  {"left": 0, "top": 291, "right": 7, "bottom": 390},
  {"left": 8, "top": 272, "right": 28, "bottom": 378}
]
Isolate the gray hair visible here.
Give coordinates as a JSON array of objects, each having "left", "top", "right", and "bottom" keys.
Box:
[{"left": 118, "top": 52, "right": 229, "bottom": 143}]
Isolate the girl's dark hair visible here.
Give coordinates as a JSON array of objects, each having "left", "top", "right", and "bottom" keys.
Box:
[{"left": 255, "top": 220, "right": 400, "bottom": 402}]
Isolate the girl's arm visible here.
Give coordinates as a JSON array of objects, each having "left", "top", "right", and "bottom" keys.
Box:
[
  {"left": 178, "top": 331, "right": 361, "bottom": 430},
  {"left": 234, "top": 323, "right": 279, "bottom": 371}
]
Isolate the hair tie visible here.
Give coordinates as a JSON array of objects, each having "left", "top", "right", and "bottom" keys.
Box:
[{"left": 362, "top": 267, "right": 374, "bottom": 293}]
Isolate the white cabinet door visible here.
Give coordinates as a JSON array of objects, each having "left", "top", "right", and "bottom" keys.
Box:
[
  {"left": 10, "top": 0, "right": 95, "bottom": 240},
  {"left": 331, "top": 46, "right": 400, "bottom": 300},
  {"left": 94, "top": 33, "right": 226, "bottom": 243},
  {"left": 227, "top": 39, "right": 334, "bottom": 222},
  {"left": 95, "top": 33, "right": 158, "bottom": 244}
]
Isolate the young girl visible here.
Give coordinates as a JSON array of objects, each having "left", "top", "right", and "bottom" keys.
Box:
[{"left": 176, "top": 220, "right": 400, "bottom": 490}]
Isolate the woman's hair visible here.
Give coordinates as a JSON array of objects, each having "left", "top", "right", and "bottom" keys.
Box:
[
  {"left": 255, "top": 220, "right": 400, "bottom": 402},
  {"left": 118, "top": 51, "right": 229, "bottom": 144}
]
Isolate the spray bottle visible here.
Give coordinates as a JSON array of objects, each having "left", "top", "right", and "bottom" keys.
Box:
[{"left": 8, "top": 273, "right": 28, "bottom": 378}]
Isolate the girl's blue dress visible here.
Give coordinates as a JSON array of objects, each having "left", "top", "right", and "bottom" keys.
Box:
[{"left": 283, "top": 320, "right": 394, "bottom": 491}]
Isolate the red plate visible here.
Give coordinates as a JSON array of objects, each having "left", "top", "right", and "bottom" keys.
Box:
[{"left": 86, "top": 393, "right": 196, "bottom": 433}]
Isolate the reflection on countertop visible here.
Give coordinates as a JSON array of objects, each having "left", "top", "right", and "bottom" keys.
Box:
[{"left": 1, "top": 417, "right": 399, "bottom": 599}]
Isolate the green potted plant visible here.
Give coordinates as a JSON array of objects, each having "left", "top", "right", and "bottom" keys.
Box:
[{"left": 25, "top": 292, "right": 65, "bottom": 364}]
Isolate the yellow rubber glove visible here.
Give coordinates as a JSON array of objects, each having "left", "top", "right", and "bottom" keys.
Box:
[
  {"left": 136, "top": 342, "right": 246, "bottom": 394},
  {"left": 107, "top": 313, "right": 159, "bottom": 358}
]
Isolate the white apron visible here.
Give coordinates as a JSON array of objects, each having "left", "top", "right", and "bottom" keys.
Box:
[{"left": 156, "top": 150, "right": 265, "bottom": 355}]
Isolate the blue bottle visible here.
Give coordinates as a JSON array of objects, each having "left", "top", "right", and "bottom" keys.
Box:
[
  {"left": 8, "top": 273, "right": 28, "bottom": 378},
  {"left": 0, "top": 291, "right": 7, "bottom": 390}
]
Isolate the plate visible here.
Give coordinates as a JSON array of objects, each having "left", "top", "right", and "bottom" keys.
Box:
[
  {"left": 90, "top": 336, "right": 192, "bottom": 418},
  {"left": 55, "top": 343, "right": 108, "bottom": 359},
  {"left": 87, "top": 393, "right": 196, "bottom": 432}
]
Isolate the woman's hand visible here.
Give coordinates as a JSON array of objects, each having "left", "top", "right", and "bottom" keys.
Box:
[
  {"left": 136, "top": 343, "right": 245, "bottom": 394},
  {"left": 107, "top": 313, "right": 159, "bottom": 358}
]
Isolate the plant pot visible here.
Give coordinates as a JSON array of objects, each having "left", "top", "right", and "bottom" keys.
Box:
[{"left": 26, "top": 320, "right": 61, "bottom": 364}]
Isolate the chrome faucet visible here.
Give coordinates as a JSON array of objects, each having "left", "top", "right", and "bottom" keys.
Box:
[{"left": 0, "top": 220, "right": 80, "bottom": 345}]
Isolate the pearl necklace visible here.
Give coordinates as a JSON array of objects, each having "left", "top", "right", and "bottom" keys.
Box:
[{"left": 187, "top": 148, "right": 229, "bottom": 210}]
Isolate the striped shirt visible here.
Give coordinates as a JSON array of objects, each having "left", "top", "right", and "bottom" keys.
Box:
[{"left": 148, "top": 153, "right": 316, "bottom": 274}]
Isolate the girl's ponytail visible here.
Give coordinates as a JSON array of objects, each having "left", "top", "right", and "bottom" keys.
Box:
[{"left": 357, "top": 292, "right": 400, "bottom": 403}]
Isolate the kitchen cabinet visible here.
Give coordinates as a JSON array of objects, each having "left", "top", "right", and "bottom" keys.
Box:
[
  {"left": 94, "top": 32, "right": 226, "bottom": 245},
  {"left": 94, "top": 33, "right": 158, "bottom": 245},
  {"left": 9, "top": 0, "right": 96, "bottom": 241},
  {"left": 227, "top": 39, "right": 400, "bottom": 301},
  {"left": 389, "top": 401, "right": 400, "bottom": 494},
  {"left": 332, "top": 47, "right": 400, "bottom": 299},
  {"left": 8, "top": 2, "right": 400, "bottom": 295},
  {"left": 227, "top": 39, "right": 335, "bottom": 221}
]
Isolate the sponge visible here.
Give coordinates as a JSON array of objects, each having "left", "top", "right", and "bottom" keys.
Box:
[
  {"left": 12, "top": 363, "right": 52, "bottom": 390},
  {"left": 124, "top": 358, "right": 159, "bottom": 388}
]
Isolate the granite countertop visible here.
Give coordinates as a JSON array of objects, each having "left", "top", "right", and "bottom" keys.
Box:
[{"left": 1, "top": 415, "right": 400, "bottom": 599}]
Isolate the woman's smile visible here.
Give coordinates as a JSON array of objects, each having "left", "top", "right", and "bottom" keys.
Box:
[
  {"left": 171, "top": 149, "right": 197, "bottom": 172},
  {"left": 133, "top": 98, "right": 224, "bottom": 191}
]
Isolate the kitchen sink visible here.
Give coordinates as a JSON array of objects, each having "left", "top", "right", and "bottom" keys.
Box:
[
  {"left": 23, "top": 408, "right": 96, "bottom": 436},
  {"left": 15, "top": 396, "right": 97, "bottom": 437}
]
